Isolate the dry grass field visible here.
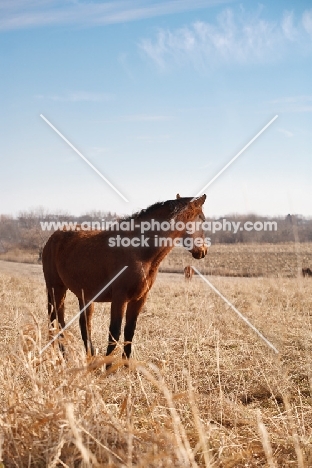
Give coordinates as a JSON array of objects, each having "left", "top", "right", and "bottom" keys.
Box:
[
  {"left": 0, "top": 250, "right": 312, "bottom": 467},
  {"left": 0, "top": 249, "right": 40, "bottom": 265},
  {"left": 160, "top": 243, "right": 312, "bottom": 278}
]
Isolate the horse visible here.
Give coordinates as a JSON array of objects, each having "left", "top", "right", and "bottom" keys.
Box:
[
  {"left": 38, "top": 247, "right": 43, "bottom": 264},
  {"left": 184, "top": 265, "right": 194, "bottom": 280},
  {"left": 302, "top": 267, "right": 312, "bottom": 277},
  {"left": 42, "top": 194, "right": 208, "bottom": 365}
]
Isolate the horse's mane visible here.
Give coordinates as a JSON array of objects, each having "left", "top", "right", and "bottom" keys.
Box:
[{"left": 127, "top": 197, "right": 192, "bottom": 221}]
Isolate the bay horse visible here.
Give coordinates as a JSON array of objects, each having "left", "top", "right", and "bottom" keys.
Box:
[
  {"left": 42, "top": 194, "right": 208, "bottom": 364},
  {"left": 38, "top": 247, "right": 43, "bottom": 264},
  {"left": 302, "top": 267, "right": 312, "bottom": 277},
  {"left": 184, "top": 265, "right": 194, "bottom": 280}
]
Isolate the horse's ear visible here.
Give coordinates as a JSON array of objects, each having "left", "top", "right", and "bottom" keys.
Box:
[
  {"left": 193, "top": 194, "right": 206, "bottom": 206},
  {"left": 176, "top": 194, "right": 181, "bottom": 199}
]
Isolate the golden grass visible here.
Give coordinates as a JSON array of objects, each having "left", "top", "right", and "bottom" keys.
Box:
[
  {"left": 0, "top": 249, "right": 39, "bottom": 265},
  {"left": 0, "top": 270, "right": 312, "bottom": 467}
]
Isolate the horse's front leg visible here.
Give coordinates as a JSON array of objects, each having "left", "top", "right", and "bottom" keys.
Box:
[
  {"left": 123, "top": 295, "right": 147, "bottom": 361},
  {"left": 106, "top": 299, "right": 127, "bottom": 360}
]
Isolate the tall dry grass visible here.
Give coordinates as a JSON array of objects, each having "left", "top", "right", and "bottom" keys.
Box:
[
  {"left": 0, "top": 249, "right": 39, "bottom": 265},
  {"left": 0, "top": 271, "right": 312, "bottom": 466}
]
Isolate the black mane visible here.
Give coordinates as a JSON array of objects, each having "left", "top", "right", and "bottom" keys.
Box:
[{"left": 125, "top": 197, "right": 193, "bottom": 221}]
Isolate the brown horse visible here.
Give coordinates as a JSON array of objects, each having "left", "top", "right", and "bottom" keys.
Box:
[
  {"left": 42, "top": 194, "right": 208, "bottom": 363},
  {"left": 302, "top": 267, "right": 312, "bottom": 277},
  {"left": 38, "top": 247, "right": 43, "bottom": 264},
  {"left": 184, "top": 265, "right": 194, "bottom": 280}
]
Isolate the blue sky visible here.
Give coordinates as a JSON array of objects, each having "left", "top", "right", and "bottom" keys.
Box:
[{"left": 0, "top": 0, "right": 311, "bottom": 217}]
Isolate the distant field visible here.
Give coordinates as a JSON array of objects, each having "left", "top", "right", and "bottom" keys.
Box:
[
  {"left": 2, "top": 242, "right": 312, "bottom": 278},
  {"left": 0, "top": 248, "right": 39, "bottom": 265},
  {"left": 0, "top": 260, "right": 312, "bottom": 466},
  {"left": 160, "top": 243, "right": 312, "bottom": 277}
]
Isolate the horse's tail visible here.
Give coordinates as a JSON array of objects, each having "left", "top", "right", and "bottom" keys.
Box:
[
  {"left": 47, "top": 290, "right": 52, "bottom": 318},
  {"left": 42, "top": 231, "right": 67, "bottom": 306}
]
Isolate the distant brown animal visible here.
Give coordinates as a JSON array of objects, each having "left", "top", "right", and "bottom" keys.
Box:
[
  {"left": 184, "top": 265, "right": 194, "bottom": 280},
  {"left": 42, "top": 195, "right": 208, "bottom": 365},
  {"left": 302, "top": 267, "right": 312, "bottom": 277},
  {"left": 38, "top": 248, "right": 43, "bottom": 263}
]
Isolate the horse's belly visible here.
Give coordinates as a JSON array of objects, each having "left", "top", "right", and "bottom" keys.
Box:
[{"left": 57, "top": 258, "right": 156, "bottom": 303}]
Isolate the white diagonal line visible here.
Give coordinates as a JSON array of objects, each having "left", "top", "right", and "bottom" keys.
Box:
[
  {"left": 194, "top": 115, "right": 278, "bottom": 199},
  {"left": 40, "top": 114, "right": 129, "bottom": 202},
  {"left": 193, "top": 267, "right": 279, "bottom": 354},
  {"left": 40, "top": 266, "right": 128, "bottom": 355}
]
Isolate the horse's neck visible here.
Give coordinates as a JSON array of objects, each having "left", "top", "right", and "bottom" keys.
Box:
[
  {"left": 149, "top": 239, "right": 174, "bottom": 268},
  {"left": 139, "top": 226, "right": 180, "bottom": 268},
  {"left": 137, "top": 208, "right": 186, "bottom": 267}
]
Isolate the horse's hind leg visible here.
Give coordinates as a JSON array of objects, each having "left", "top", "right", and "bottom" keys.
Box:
[
  {"left": 48, "top": 291, "right": 56, "bottom": 324},
  {"left": 78, "top": 299, "right": 95, "bottom": 356},
  {"left": 47, "top": 286, "right": 67, "bottom": 354}
]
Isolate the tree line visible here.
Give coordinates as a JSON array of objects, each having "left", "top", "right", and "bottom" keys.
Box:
[
  {"left": 0, "top": 208, "right": 118, "bottom": 253},
  {"left": 0, "top": 208, "right": 311, "bottom": 254}
]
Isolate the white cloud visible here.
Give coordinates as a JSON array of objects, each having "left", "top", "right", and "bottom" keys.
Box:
[
  {"left": 277, "top": 128, "right": 294, "bottom": 138},
  {"left": 0, "top": 0, "right": 56, "bottom": 10},
  {"left": 271, "top": 95, "right": 312, "bottom": 104},
  {"left": 0, "top": 0, "right": 233, "bottom": 31},
  {"left": 281, "top": 11, "right": 298, "bottom": 41},
  {"left": 90, "top": 146, "right": 107, "bottom": 152},
  {"left": 135, "top": 134, "right": 170, "bottom": 142},
  {"left": 270, "top": 95, "right": 312, "bottom": 113},
  {"left": 35, "top": 91, "right": 113, "bottom": 102},
  {"left": 302, "top": 9, "right": 312, "bottom": 35},
  {"left": 124, "top": 114, "right": 172, "bottom": 121},
  {"left": 89, "top": 146, "right": 109, "bottom": 156},
  {"left": 96, "top": 114, "right": 174, "bottom": 123},
  {"left": 140, "top": 7, "right": 312, "bottom": 69}
]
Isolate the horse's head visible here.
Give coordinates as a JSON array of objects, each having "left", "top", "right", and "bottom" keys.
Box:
[{"left": 175, "top": 194, "right": 209, "bottom": 260}]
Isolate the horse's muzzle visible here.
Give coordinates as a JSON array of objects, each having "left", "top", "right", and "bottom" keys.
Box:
[{"left": 191, "top": 244, "right": 208, "bottom": 259}]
